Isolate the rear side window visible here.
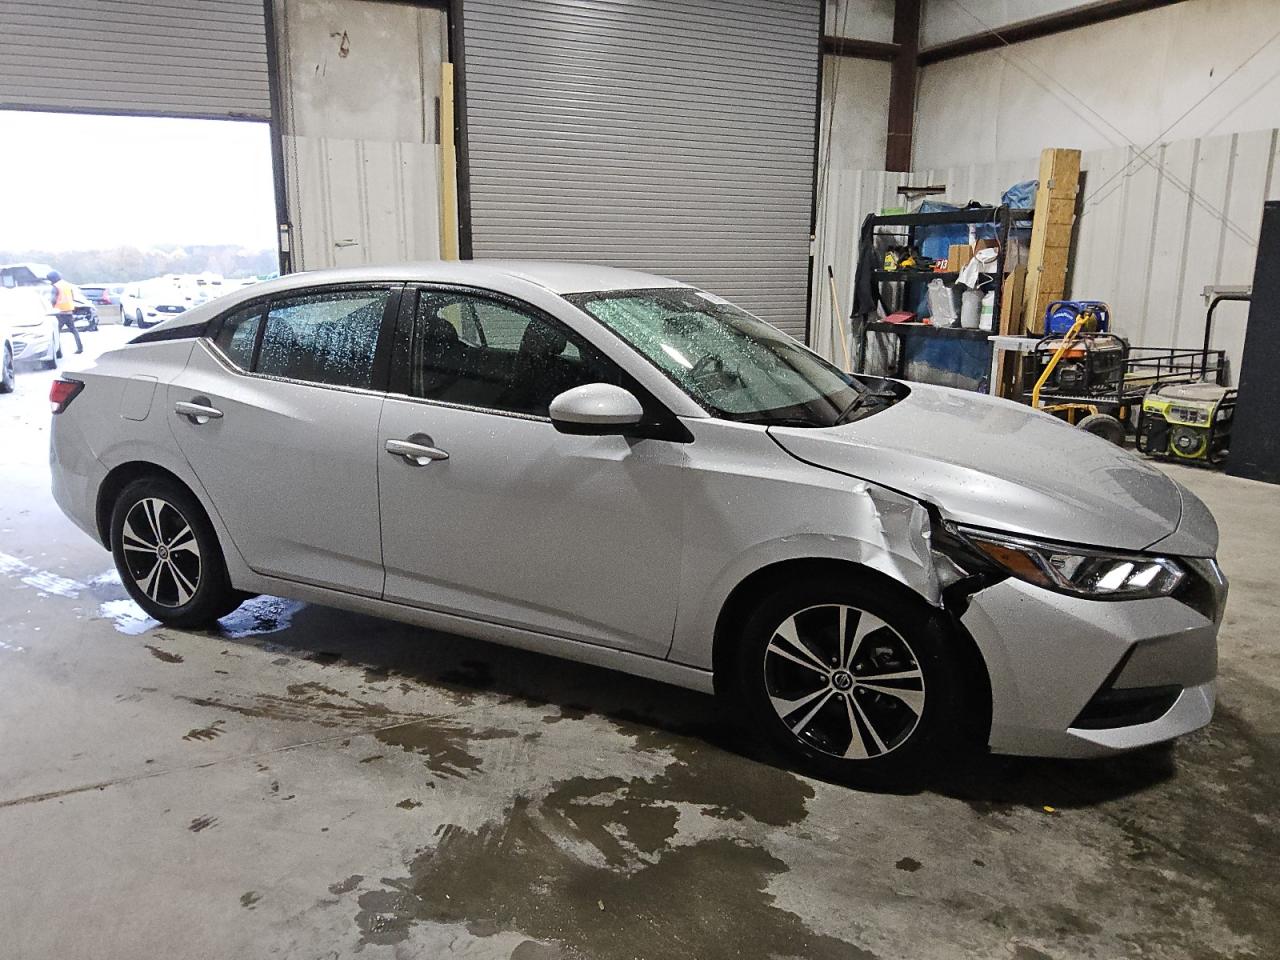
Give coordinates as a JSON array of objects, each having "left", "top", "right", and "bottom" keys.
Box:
[
  {"left": 256, "top": 289, "right": 391, "bottom": 389},
  {"left": 213, "top": 305, "right": 262, "bottom": 369}
]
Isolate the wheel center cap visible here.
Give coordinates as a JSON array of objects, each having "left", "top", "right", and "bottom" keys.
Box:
[
  {"left": 156, "top": 545, "right": 169, "bottom": 560},
  {"left": 831, "top": 670, "right": 854, "bottom": 691}
]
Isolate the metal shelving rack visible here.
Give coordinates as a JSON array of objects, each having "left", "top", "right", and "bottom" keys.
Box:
[{"left": 854, "top": 204, "right": 1034, "bottom": 378}]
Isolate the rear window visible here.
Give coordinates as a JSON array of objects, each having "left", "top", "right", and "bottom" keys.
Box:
[{"left": 256, "top": 289, "right": 389, "bottom": 389}]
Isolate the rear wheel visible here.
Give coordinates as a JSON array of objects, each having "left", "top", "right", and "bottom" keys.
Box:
[
  {"left": 110, "top": 476, "right": 242, "bottom": 627},
  {"left": 729, "top": 575, "right": 965, "bottom": 786},
  {"left": 0, "top": 345, "right": 14, "bottom": 393}
]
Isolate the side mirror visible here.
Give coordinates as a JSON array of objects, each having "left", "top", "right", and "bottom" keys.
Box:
[{"left": 549, "top": 383, "right": 645, "bottom": 436}]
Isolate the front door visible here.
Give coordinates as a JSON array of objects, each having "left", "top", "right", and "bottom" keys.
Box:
[
  {"left": 168, "top": 285, "right": 399, "bottom": 596},
  {"left": 377, "top": 287, "right": 686, "bottom": 658}
]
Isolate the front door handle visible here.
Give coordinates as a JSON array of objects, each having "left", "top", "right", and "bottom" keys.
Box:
[
  {"left": 174, "top": 399, "right": 223, "bottom": 424},
  {"left": 386, "top": 437, "right": 449, "bottom": 466}
]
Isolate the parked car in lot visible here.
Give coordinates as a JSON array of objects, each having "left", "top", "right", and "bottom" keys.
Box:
[
  {"left": 70, "top": 287, "right": 99, "bottom": 332},
  {"left": 0, "top": 262, "right": 56, "bottom": 289},
  {"left": 119, "top": 282, "right": 188, "bottom": 328},
  {"left": 49, "top": 263, "right": 1227, "bottom": 784},
  {"left": 0, "top": 287, "right": 59, "bottom": 370},
  {"left": 0, "top": 307, "right": 13, "bottom": 393}
]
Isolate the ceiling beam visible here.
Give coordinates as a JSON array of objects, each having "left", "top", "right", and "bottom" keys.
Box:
[
  {"left": 918, "top": 0, "right": 1186, "bottom": 66},
  {"left": 821, "top": 35, "right": 901, "bottom": 62}
]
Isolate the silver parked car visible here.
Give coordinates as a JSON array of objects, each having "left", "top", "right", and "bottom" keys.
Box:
[{"left": 49, "top": 263, "right": 1226, "bottom": 784}]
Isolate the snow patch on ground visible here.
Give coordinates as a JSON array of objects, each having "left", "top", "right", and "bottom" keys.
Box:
[
  {"left": 99, "top": 599, "right": 159, "bottom": 636},
  {"left": 219, "top": 596, "right": 306, "bottom": 639},
  {"left": 0, "top": 551, "right": 85, "bottom": 598}
]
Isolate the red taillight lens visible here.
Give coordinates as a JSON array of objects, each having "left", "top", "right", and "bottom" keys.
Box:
[{"left": 50, "top": 379, "right": 84, "bottom": 414}]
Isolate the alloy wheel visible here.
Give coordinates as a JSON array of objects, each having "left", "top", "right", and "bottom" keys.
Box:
[
  {"left": 763, "top": 603, "right": 925, "bottom": 760},
  {"left": 120, "top": 497, "right": 202, "bottom": 608}
]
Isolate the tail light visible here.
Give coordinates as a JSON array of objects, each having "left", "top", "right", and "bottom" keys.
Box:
[{"left": 50, "top": 378, "right": 84, "bottom": 414}]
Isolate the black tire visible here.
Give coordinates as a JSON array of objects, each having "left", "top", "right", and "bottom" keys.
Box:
[
  {"left": 110, "top": 476, "right": 242, "bottom": 627},
  {"left": 0, "top": 345, "right": 14, "bottom": 393},
  {"left": 136, "top": 309, "right": 144, "bottom": 326},
  {"left": 1077, "top": 412, "right": 1127, "bottom": 446},
  {"left": 728, "top": 574, "right": 966, "bottom": 787},
  {"left": 122, "top": 312, "right": 132, "bottom": 327}
]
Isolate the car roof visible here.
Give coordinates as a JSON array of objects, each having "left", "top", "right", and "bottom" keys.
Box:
[
  {"left": 137, "top": 261, "right": 694, "bottom": 336},
  {"left": 246, "top": 261, "right": 689, "bottom": 297}
]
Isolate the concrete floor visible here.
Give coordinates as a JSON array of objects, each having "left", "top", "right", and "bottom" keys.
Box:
[{"left": 2, "top": 326, "right": 1278, "bottom": 960}]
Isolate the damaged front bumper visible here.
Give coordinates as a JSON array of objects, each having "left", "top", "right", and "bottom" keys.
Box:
[{"left": 958, "top": 576, "right": 1221, "bottom": 758}]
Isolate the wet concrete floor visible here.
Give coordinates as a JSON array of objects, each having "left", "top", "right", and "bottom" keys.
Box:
[{"left": 1, "top": 327, "right": 1277, "bottom": 958}]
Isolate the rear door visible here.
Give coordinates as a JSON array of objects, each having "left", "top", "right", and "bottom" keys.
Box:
[{"left": 167, "top": 284, "right": 400, "bottom": 596}]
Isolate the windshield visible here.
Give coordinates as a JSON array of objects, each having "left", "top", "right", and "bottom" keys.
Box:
[{"left": 566, "top": 287, "right": 884, "bottom": 427}]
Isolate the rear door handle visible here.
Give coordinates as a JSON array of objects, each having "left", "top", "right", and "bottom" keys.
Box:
[
  {"left": 386, "top": 437, "right": 449, "bottom": 466},
  {"left": 174, "top": 399, "right": 223, "bottom": 424}
]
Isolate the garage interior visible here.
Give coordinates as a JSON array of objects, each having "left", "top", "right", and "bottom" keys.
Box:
[{"left": 2, "top": 0, "right": 1280, "bottom": 958}]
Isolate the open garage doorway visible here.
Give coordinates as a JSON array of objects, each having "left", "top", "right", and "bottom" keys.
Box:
[{"left": 0, "top": 110, "right": 277, "bottom": 361}]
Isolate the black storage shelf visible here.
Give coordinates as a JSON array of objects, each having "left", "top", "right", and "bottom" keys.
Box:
[{"left": 855, "top": 203, "right": 1037, "bottom": 384}]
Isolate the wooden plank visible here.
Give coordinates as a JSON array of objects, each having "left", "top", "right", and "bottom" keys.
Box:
[
  {"left": 1023, "top": 148, "right": 1082, "bottom": 333},
  {"left": 996, "top": 265, "right": 1027, "bottom": 398},
  {"left": 438, "top": 62, "right": 460, "bottom": 261}
]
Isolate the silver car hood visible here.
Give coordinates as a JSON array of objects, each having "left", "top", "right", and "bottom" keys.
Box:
[{"left": 769, "top": 382, "right": 1215, "bottom": 555}]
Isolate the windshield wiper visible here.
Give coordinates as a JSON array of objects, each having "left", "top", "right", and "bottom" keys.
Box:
[
  {"left": 833, "top": 393, "right": 870, "bottom": 425},
  {"left": 747, "top": 416, "right": 822, "bottom": 428}
]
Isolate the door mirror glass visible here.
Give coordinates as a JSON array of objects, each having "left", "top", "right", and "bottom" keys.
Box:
[{"left": 549, "top": 383, "right": 645, "bottom": 435}]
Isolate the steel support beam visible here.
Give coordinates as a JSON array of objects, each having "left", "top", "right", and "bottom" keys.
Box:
[
  {"left": 918, "top": 0, "right": 1186, "bottom": 66},
  {"left": 885, "top": 0, "right": 920, "bottom": 171}
]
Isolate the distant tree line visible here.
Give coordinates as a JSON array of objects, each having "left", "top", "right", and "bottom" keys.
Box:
[{"left": 0, "top": 245, "right": 279, "bottom": 283}]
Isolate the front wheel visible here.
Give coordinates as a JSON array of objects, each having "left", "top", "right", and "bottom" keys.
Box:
[
  {"left": 110, "top": 476, "right": 242, "bottom": 627},
  {"left": 729, "top": 576, "right": 966, "bottom": 786}
]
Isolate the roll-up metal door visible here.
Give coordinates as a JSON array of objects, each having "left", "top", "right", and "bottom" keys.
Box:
[
  {"left": 461, "top": 0, "right": 820, "bottom": 339},
  {"left": 0, "top": 0, "right": 270, "bottom": 120}
]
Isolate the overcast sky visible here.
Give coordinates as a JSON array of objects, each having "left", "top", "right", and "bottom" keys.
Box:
[{"left": 0, "top": 111, "right": 277, "bottom": 252}]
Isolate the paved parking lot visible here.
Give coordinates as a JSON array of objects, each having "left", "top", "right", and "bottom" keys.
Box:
[{"left": 1, "top": 327, "right": 1277, "bottom": 959}]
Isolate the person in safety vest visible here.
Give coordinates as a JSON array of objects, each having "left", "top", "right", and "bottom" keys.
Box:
[{"left": 47, "top": 270, "right": 82, "bottom": 355}]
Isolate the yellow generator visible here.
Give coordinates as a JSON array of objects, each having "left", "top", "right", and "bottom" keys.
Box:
[{"left": 1137, "top": 383, "right": 1237, "bottom": 466}]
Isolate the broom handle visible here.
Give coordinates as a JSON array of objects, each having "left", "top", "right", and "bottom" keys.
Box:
[{"left": 828, "top": 265, "right": 852, "bottom": 372}]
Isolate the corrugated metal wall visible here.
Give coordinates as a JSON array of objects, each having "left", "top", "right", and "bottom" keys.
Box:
[
  {"left": 0, "top": 0, "right": 270, "bottom": 119},
  {"left": 812, "top": 128, "right": 1280, "bottom": 383},
  {"left": 461, "top": 0, "right": 821, "bottom": 340}
]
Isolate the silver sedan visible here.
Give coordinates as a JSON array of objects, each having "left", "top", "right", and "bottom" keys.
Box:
[{"left": 48, "top": 262, "right": 1226, "bottom": 785}]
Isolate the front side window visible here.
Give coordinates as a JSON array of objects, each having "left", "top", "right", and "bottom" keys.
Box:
[
  {"left": 256, "top": 289, "right": 390, "bottom": 389},
  {"left": 567, "top": 287, "right": 885, "bottom": 427},
  {"left": 403, "top": 290, "right": 617, "bottom": 417}
]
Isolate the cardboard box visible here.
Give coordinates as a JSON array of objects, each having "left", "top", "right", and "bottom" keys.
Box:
[{"left": 948, "top": 243, "right": 973, "bottom": 274}]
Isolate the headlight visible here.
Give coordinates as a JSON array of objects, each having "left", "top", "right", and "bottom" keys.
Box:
[{"left": 946, "top": 524, "right": 1185, "bottom": 600}]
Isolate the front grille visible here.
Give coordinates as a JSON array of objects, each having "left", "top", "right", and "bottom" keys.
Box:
[{"left": 156, "top": 305, "right": 185, "bottom": 314}]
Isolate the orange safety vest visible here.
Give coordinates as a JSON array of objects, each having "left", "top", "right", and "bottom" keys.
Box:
[{"left": 52, "top": 280, "right": 74, "bottom": 313}]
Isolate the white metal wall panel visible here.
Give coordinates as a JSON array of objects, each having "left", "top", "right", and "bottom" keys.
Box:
[
  {"left": 283, "top": 135, "right": 443, "bottom": 270},
  {"left": 461, "top": 0, "right": 821, "bottom": 339},
  {"left": 0, "top": 0, "right": 270, "bottom": 119},
  {"left": 811, "top": 129, "right": 1280, "bottom": 383}
]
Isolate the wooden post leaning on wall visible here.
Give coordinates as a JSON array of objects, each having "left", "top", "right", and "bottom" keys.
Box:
[
  {"left": 439, "top": 62, "right": 461, "bottom": 261},
  {"left": 1022, "top": 147, "right": 1081, "bottom": 332}
]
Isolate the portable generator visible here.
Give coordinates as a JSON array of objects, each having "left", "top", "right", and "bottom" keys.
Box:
[
  {"left": 1028, "top": 332, "right": 1129, "bottom": 397},
  {"left": 1137, "top": 383, "right": 1237, "bottom": 465},
  {"left": 1041, "top": 300, "right": 1111, "bottom": 335}
]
